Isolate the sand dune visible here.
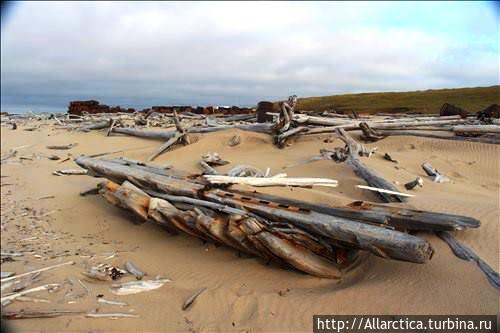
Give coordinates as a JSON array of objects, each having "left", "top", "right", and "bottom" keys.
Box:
[{"left": 1, "top": 124, "right": 498, "bottom": 332}]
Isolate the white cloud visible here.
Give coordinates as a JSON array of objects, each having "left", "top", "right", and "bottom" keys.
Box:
[{"left": 1, "top": 1, "right": 497, "bottom": 109}]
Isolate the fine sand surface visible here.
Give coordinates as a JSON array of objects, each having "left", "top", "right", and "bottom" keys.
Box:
[{"left": 1, "top": 122, "right": 499, "bottom": 332}]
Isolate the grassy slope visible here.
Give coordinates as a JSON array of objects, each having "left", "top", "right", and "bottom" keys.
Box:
[{"left": 295, "top": 85, "right": 500, "bottom": 114}]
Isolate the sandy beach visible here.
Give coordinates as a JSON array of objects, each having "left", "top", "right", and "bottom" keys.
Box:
[{"left": 1, "top": 120, "right": 498, "bottom": 332}]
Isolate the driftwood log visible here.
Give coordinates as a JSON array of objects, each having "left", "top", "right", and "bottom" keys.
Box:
[
  {"left": 111, "top": 123, "right": 273, "bottom": 140},
  {"left": 148, "top": 111, "right": 191, "bottom": 161},
  {"left": 98, "top": 179, "right": 363, "bottom": 279},
  {"left": 335, "top": 128, "right": 407, "bottom": 202},
  {"left": 75, "top": 156, "right": 478, "bottom": 266}
]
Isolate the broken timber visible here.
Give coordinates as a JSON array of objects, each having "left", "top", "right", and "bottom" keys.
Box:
[
  {"left": 76, "top": 156, "right": 477, "bottom": 266},
  {"left": 335, "top": 128, "right": 407, "bottom": 202}
]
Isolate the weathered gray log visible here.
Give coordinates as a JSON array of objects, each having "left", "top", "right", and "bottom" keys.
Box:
[
  {"left": 276, "top": 95, "right": 297, "bottom": 133},
  {"left": 204, "top": 191, "right": 433, "bottom": 263},
  {"left": 421, "top": 162, "right": 449, "bottom": 183},
  {"left": 106, "top": 119, "right": 117, "bottom": 136},
  {"left": 223, "top": 189, "right": 479, "bottom": 231},
  {"left": 76, "top": 156, "right": 431, "bottom": 262},
  {"left": 111, "top": 127, "right": 178, "bottom": 140},
  {"left": 359, "top": 122, "right": 386, "bottom": 141},
  {"left": 453, "top": 125, "right": 500, "bottom": 135},
  {"left": 111, "top": 123, "right": 273, "bottom": 139},
  {"left": 294, "top": 114, "right": 468, "bottom": 129},
  {"left": 75, "top": 156, "right": 203, "bottom": 197},
  {"left": 78, "top": 119, "right": 112, "bottom": 132},
  {"left": 105, "top": 180, "right": 363, "bottom": 278},
  {"left": 108, "top": 157, "right": 191, "bottom": 180},
  {"left": 148, "top": 132, "right": 183, "bottom": 162},
  {"left": 189, "top": 123, "right": 273, "bottom": 134},
  {"left": 199, "top": 160, "right": 219, "bottom": 175},
  {"left": 274, "top": 126, "right": 308, "bottom": 148},
  {"left": 76, "top": 156, "right": 480, "bottom": 231},
  {"left": 75, "top": 157, "right": 481, "bottom": 263},
  {"left": 437, "top": 231, "right": 499, "bottom": 290},
  {"left": 375, "top": 130, "right": 500, "bottom": 144},
  {"left": 336, "top": 128, "right": 406, "bottom": 202},
  {"left": 144, "top": 189, "right": 249, "bottom": 216}
]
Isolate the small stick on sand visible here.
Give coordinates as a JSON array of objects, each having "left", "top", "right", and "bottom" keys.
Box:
[
  {"left": 1, "top": 261, "right": 75, "bottom": 283},
  {"left": 53, "top": 169, "right": 87, "bottom": 176},
  {"left": 182, "top": 287, "right": 207, "bottom": 311},
  {"left": 356, "top": 185, "right": 414, "bottom": 197},
  {"left": 46, "top": 143, "right": 77, "bottom": 150},
  {"left": 2, "top": 309, "right": 85, "bottom": 319},
  {"left": 85, "top": 313, "right": 140, "bottom": 319},
  {"left": 1, "top": 284, "right": 60, "bottom": 304}
]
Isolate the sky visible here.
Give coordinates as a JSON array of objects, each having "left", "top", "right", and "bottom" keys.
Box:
[{"left": 1, "top": 1, "right": 498, "bottom": 112}]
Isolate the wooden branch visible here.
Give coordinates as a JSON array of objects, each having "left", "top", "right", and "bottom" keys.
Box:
[
  {"left": 199, "top": 160, "right": 219, "bottom": 175},
  {"left": 1, "top": 261, "right": 74, "bottom": 283},
  {"left": 422, "top": 162, "right": 449, "bottom": 183},
  {"left": 274, "top": 126, "right": 308, "bottom": 148},
  {"left": 107, "top": 119, "right": 116, "bottom": 136},
  {"left": 173, "top": 110, "right": 186, "bottom": 134},
  {"left": 359, "top": 122, "right": 386, "bottom": 142},
  {"left": 147, "top": 132, "right": 183, "bottom": 162},
  {"left": 336, "top": 128, "right": 406, "bottom": 202},
  {"left": 1, "top": 284, "right": 60, "bottom": 305},
  {"left": 437, "top": 231, "right": 499, "bottom": 290}
]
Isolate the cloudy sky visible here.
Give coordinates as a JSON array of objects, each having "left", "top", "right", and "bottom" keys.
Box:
[{"left": 1, "top": 1, "right": 498, "bottom": 112}]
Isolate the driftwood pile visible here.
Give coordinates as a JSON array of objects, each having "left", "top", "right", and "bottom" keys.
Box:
[
  {"left": 71, "top": 99, "right": 498, "bottom": 149},
  {"left": 74, "top": 155, "right": 481, "bottom": 280},
  {"left": 270, "top": 102, "right": 500, "bottom": 147}
]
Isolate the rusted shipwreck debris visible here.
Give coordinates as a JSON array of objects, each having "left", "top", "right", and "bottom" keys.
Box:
[
  {"left": 75, "top": 156, "right": 480, "bottom": 280},
  {"left": 68, "top": 100, "right": 135, "bottom": 116},
  {"left": 67, "top": 100, "right": 255, "bottom": 117}
]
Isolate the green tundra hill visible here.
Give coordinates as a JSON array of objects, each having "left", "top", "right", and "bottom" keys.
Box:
[{"left": 293, "top": 85, "right": 500, "bottom": 114}]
